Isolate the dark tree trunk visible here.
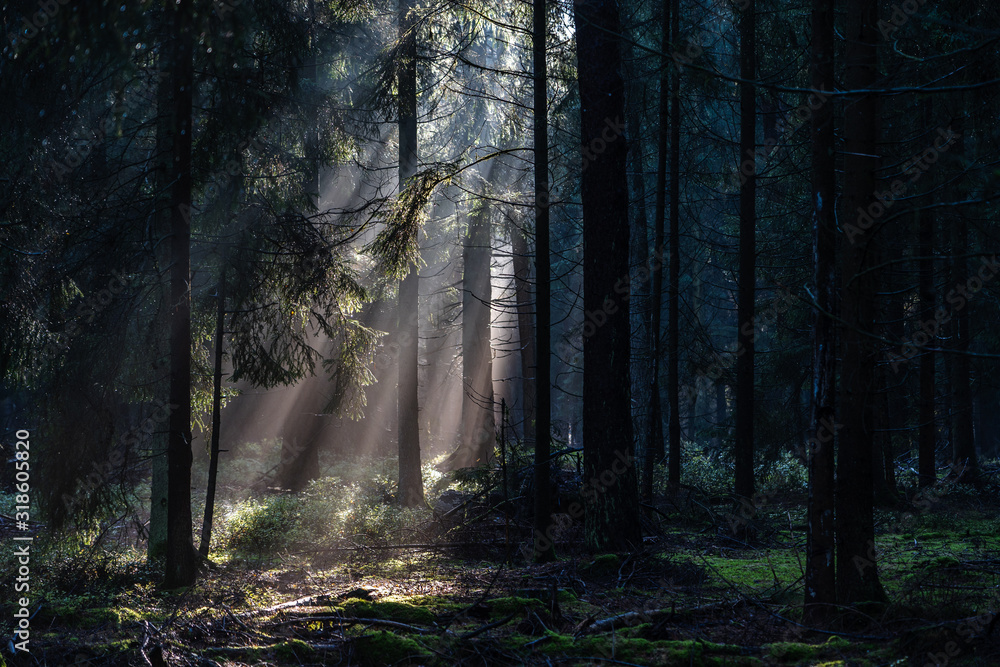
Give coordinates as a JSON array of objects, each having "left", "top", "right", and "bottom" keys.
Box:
[
  {"left": 458, "top": 197, "right": 495, "bottom": 467},
  {"left": 397, "top": 0, "right": 424, "bottom": 507},
  {"left": 574, "top": 0, "right": 640, "bottom": 552},
  {"left": 644, "top": 0, "right": 670, "bottom": 501},
  {"left": 836, "top": 0, "right": 886, "bottom": 606},
  {"left": 532, "top": 0, "right": 554, "bottom": 562},
  {"left": 625, "top": 57, "right": 651, "bottom": 503},
  {"left": 199, "top": 262, "right": 226, "bottom": 557},
  {"left": 804, "top": 0, "right": 836, "bottom": 620},
  {"left": 948, "top": 118, "right": 978, "bottom": 485},
  {"left": 511, "top": 225, "right": 537, "bottom": 449},
  {"left": 666, "top": 0, "right": 681, "bottom": 489},
  {"left": 917, "top": 160, "right": 936, "bottom": 487},
  {"left": 164, "top": 0, "right": 197, "bottom": 589},
  {"left": 734, "top": 0, "right": 756, "bottom": 501}
]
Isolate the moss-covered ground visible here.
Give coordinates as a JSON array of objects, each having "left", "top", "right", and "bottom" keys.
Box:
[{"left": 2, "top": 459, "right": 999, "bottom": 666}]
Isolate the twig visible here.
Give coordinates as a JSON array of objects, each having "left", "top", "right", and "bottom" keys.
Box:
[{"left": 459, "top": 613, "right": 516, "bottom": 639}]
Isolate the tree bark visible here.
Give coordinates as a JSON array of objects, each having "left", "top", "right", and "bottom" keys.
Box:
[
  {"left": 164, "top": 0, "right": 197, "bottom": 588},
  {"left": 573, "top": 0, "right": 640, "bottom": 552},
  {"left": 917, "top": 138, "right": 936, "bottom": 487},
  {"left": 948, "top": 117, "right": 978, "bottom": 485},
  {"left": 511, "top": 226, "right": 537, "bottom": 450},
  {"left": 734, "top": 0, "right": 756, "bottom": 501},
  {"left": 532, "top": 0, "right": 554, "bottom": 562},
  {"left": 836, "top": 0, "right": 886, "bottom": 606},
  {"left": 458, "top": 197, "right": 495, "bottom": 468},
  {"left": 804, "top": 0, "right": 836, "bottom": 621},
  {"left": 625, "top": 53, "right": 651, "bottom": 506},
  {"left": 666, "top": 0, "right": 681, "bottom": 489},
  {"left": 644, "top": 0, "right": 670, "bottom": 501},
  {"left": 397, "top": 0, "right": 424, "bottom": 507},
  {"left": 200, "top": 262, "right": 226, "bottom": 557}
]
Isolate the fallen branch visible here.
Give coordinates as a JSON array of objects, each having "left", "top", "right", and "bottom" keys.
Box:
[
  {"left": 459, "top": 613, "right": 517, "bottom": 640},
  {"left": 584, "top": 601, "right": 733, "bottom": 634}
]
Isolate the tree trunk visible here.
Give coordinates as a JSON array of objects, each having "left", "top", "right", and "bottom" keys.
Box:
[
  {"left": 511, "top": 226, "right": 537, "bottom": 449},
  {"left": 397, "top": 0, "right": 424, "bottom": 507},
  {"left": 917, "top": 160, "right": 936, "bottom": 487},
  {"left": 164, "top": 0, "right": 197, "bottom": 589},
  {"left": 458, "top": 197, "right": 495, "bottom": 467},
  {"left": 532, "top": 0, "right": 554, "bottom": 562},
  {"left": 625, "top": 57, "right": 651, "bottom": 504},
  {"left": 148, "top": 44, "right": 173, "bottom": 564},
  {"left": 836, "top": 0, "right": 886, "bottom": 606},
  {"left": 644, "top": 0, "right": 670, "bottom": 501},
  {"left": 803, "top": 0, "right": 836, "bottom": 621},
  {"left": 734, "top": 0, "right": 756, "bottom": 501},
  {"left": 666, "top": 0, "right": 681, "bottom": 489},
  {"left": 200, "top": 262, "right": 226, "bottom": 557},
  {"left": 574, "top": 0, "right": 640, "bottom": 552},
  {"left": 948, "top": 117, "right": 978, "bottom": 485}
]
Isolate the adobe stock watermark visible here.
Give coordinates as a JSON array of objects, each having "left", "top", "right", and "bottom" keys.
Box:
[
  {"left": 48, "top": 73, "right": 166, "bottom": 184},
  {"left": 4, "top": 0, "right": 72, "bottom": 58},
  {"left": 878, "top": 0, "right": 929, "bottom": 40},
  {"left": 887, "top": 255, "right": 999, "bottom": 372},
  {"left": 791, "top": 418, "right": 842, "bottom": 464},
  {"left": 681, "top": 287, "right": 799, "bottom": 401},
  {"left": 39, "top": 270, "right": 131, "bottom": 359},
  {"left": 844, "top": 126, "right": 959, "bottom": 245}
]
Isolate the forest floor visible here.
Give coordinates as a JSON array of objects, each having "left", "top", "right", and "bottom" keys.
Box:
[{"left": 3, "top": 462, "right": 1000, "bottom": 666}]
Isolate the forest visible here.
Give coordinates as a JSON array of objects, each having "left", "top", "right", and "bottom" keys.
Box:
[{"left": 2, "top": 0, "right": 1000, "bottom": 664}]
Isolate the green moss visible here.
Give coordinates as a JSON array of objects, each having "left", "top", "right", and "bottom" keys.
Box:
[
  {"left": 354, "top": 631, "right": 432, "bottom": 665},
  {"left": 205, "top": 646, "right": 265, "bottom": 660},
  {"left": 919, "top": 555, "right": 960, "bottom": 569},
  {"left": 765, "top": 636, "right": 849, "bottom": 663},
  {"left": 274, "top": 638, "right": 314, "bottom": 660},
  {"left": 557, "top": 588, "right": 578, "bottom": 602},
  {"left": 339, "top": 598, "right": 435, "bottom": 625},
  {"left": 510, "top": 633, "right": 758, "bottom": 665}
]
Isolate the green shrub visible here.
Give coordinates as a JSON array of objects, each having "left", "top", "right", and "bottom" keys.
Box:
[{"left": 218, "top": 494, "right": 303, "bottom": 554}]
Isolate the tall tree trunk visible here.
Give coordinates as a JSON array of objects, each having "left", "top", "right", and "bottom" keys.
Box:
[
  {"left": 917, "top": 116, "right": 936, "bottom": 487},
  {"left": 397, "top": 0, "right": 424, "bottom": 507},
  {"left": 666, "top": 0, "right": 681, "bottom": 489},
  {"left": 948, "top": 117, "right": 978, "bottom": 485},
  {"left": 200, "top": 262, "right": 226, "bottom": 557},
  {"left": 574, "top": 0, "right": 640, "bottom": 552},
  {"left": 804, "top": 0, "right": 836, "bottom": 621},
  {"left": 532, "top": 0, "right": 554, "bottom": 562},
  {"left": 644, "top": 0, "right": 670, "bottom": 501},
  {"left": 511, "top": 225, "right": 537, "bottom": 449},
  {"left": 626, "top": 59, "right": 651, "bottom": 504},
  {"left": 458, "top": 197, "right": 495, "bottom": 467},
  {"left": 734, "top": 0, "right": 756, "bottom": 501},
  {"left": 148, "top": 43, "right": 173, "bottom": 564},
  {"left": 164, "top": 0, "right": 197, "bottom": 588},
  {"left": 836, "top": 0, "right": 886, "bottom": 606}
]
